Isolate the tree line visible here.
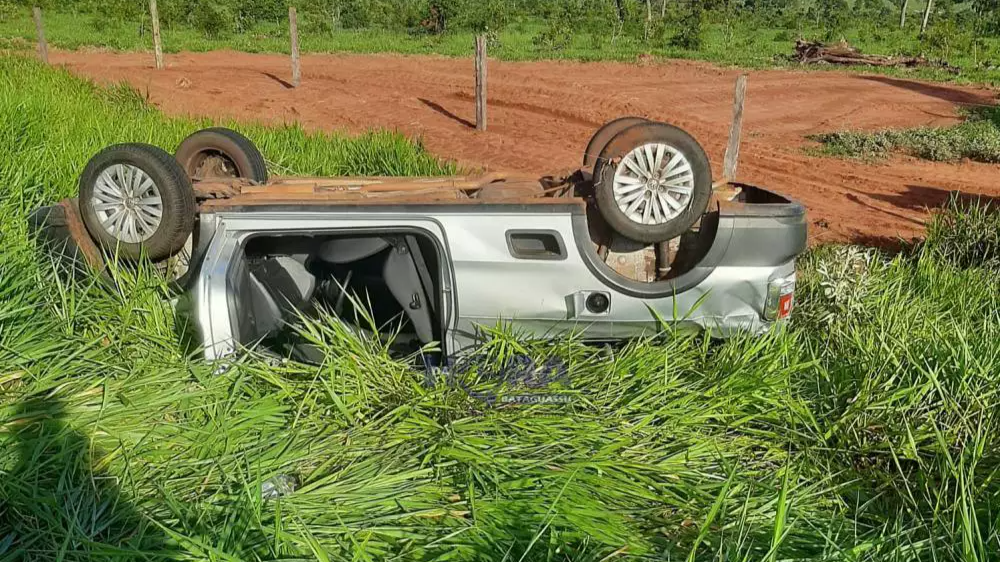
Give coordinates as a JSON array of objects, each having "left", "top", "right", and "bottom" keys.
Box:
[{"left": 9, "top": 0, "right": 992, "bottom": 49}]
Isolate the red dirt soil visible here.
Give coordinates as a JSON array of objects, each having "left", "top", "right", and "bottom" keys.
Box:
[{"left": 52, "top": 49, "right": 1000, "bottom": 245}]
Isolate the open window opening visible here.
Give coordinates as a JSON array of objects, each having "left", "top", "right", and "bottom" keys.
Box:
[{"left": 229, "top": 230, "right": 445, "bottom": 363}]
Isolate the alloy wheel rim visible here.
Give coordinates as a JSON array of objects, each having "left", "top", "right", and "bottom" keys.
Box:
[
  {"left": 91, "top": 164, "right": 163, "bottom": 243},
  {"left": 612, "top": 143, "right": 694, "bottom": 226}
]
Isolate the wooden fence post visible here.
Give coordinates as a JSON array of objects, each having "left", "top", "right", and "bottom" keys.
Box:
[
  {"left": 32, "top": 7, "right": 48, "bottom": 64},
  {"left": 289, "top": 7, "right": 301, "bottom": 87},
  {"left": 475, "top": 35, "right": 487, "bottom": 131},
  {"left": 722, "top": 73, "right": 748, "bottom": 182},
  {"left": 150, "top": 0, "right": 164, "bottom": 69}
]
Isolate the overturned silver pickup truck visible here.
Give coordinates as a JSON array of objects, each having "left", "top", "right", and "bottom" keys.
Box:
[{"left": 30, "top": 119, "right": 806, "bottom": 362}]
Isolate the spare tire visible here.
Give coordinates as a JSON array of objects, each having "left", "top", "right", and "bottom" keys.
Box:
[
  {"left": 175, "top": 127, "right": 268, "bottom": 183},
  {"left": 583, "top": 116, "right": 649, "bottom": 168},
  {"left": 592, "top": 122, "right": 712, "bottom": 244},
  {"left": 78, "top": 143, "right": 195, "bottom": 261}
]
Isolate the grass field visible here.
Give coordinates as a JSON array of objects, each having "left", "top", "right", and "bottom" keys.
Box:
[
  {"left": 4, "top": 53, "right": 1000, "bottom": 561},
  {"left": 2, "top": 8, "right": 1000, "bottom": 85}
]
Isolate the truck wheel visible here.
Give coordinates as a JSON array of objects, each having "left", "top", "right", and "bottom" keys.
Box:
[
  {"left": 78, "top": 143, "right": 195, "bottom": 261},
  {"left": 593, "top": 122, "right": 712, "bottom": 244},
  {"left": 583, "top": 116, "right": 649, "bottom": 168},
  {"left": 175, "top": 127, "right": 268, "bottom": 183}
]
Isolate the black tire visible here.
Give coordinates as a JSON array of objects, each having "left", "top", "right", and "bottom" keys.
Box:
[
  {"left": 583, "top": 116, "right": 650, "bottom": 168},
  {"left": 175, "top": 127, "right": 268, "bottom": 183},
  {"left": 593, "top": 122, "right": 712, "bottom": 244},
  {"left": 78, "top": 143, "right": 195, "bottom": 261}
]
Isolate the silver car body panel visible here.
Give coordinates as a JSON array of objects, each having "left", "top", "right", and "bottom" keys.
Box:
[{"left": 181, "top": 195, "right": 804, "bottom": 361}]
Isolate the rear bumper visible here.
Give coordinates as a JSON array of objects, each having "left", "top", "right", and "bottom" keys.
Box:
[{"left": 669, "top": 187, "right": 805, "bottom": 335}]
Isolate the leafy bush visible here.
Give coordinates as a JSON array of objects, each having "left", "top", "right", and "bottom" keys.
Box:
[
  {"left": 924, "top": 194, "right": 1000, "bottom": 271},
  {"left": 337, "top": 0, "right": 407, "bottom": 29},
  {"left": 84, "top": 0, "right": 147, "bottom": 31},
  {"left": 816, "top": 0, "right": 850, "bottom": 40},
  {"left": 295, "top": 0, "right": 344, "bottom": 33},
  {"left": 615, "top": 0, "right": 649, "bottom": 43},
  {"left": 798, "top": 245, "right": 881, "bottom": 326},
  {"left": 533, "top": 0, "right": 593, "bottom": 51},
  {"left": 0, "top": 1, "right": 18, "bottom": 23},
  {"left": 773, "top": 29, "right": 793, "bottom": 42},
  {"left": 855, "top": 0, "right": 893, "bottom": 24},
  {"left": 669, "top": 1, "right": 705, "bottom": 50},
  {"left": 192, "top": 0, "right": 235, "bottom": 38},
  {"left": 442, "top": 0, "right": 514, "bottom": 33},
  {"left": 921, "top": 19, "right": 975, "bottom": 60},
  {"left": 533, "top": 19, "right": 573, "bottom": 50},
  {"left": 975, "top": 0, "right": 1000, "bottom": 36}
]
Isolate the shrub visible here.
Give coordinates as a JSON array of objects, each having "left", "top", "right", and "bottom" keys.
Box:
[
  {"left": 799, "top": 245, "right": 881, "bottom": 326},
  {"left": 615, "top": 0, "right": 647, "bottom": 41},
  {"left": 773, "top": 29, "right": 793, "bottom": 42},
  {"left": 817, "top": 0, "right": 850, "bottom": 40},
  {"left": 192, "top": 1, "right": 235, "bottom": 38},
  {"left": 812, "top": 105, "right": 1000, "bottom": 164},
  {"left": 921, "top": 19, "right": 975, "bottom": 60},
  {"left": 0, "top": 1, "right": 18, "bottom": 23},
  {"left": 445, "top": 0, "right": 514, "bottom": 33},
  {"left": 924, "top": 194, "right": 1000, "bottom": 271},
  {"left": 85, "top": 0, "right": 146, "bottom": 24},
  {"left": 296, "top": 0, "right": 345, "bottom": 33},
  {"left": 855, "top": 0, "right": 893, "bottom": 24},
  {"left": 533, "top": 19, "right": 573, "bottom": 50},
  {"left": 669, "top": 1, "right": 705, "bottom": 50},
  {"left": 533, "top": 0, "right": 590, "bottom": 51},
  {"left": 974, "top": 0, "right": 1000, "bottom": 36}
]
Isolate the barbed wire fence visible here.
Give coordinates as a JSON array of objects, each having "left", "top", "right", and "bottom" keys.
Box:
[{"left": 26, "top": 3, "right": 493, "bottom": 129}]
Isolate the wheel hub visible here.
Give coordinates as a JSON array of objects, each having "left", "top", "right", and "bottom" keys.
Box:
[
  {"left": 91, "top": 163, "right": 163, "bottom": 244},
  {"left": 612, "top": 142, "right": 695, "bottom": 226}
]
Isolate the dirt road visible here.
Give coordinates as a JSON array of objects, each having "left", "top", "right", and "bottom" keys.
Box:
[{"left": 52, "top": 49, "right": 1000, "bottom": 244}]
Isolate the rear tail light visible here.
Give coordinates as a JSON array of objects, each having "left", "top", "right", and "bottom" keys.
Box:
[{"left": 764, "top": 276, "right": 796, "bottom": 321}]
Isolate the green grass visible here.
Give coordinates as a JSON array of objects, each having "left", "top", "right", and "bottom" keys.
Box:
[
  {"left": 811, "top": 105, "right": 1000, "bottom": 162},
  {"left": 3, "top": 8, "right": 1000, "bottom": 85},
  {"left": 5, "top": 53, "right": 1000, "bottom": 561}
]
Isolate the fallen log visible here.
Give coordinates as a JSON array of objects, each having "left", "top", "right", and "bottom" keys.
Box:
[{"left": 792, "top": 39, "right": 960, "bottom": 74}]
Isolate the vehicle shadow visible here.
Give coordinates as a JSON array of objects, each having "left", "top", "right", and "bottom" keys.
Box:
[
  {"left": 418, "top": 98, "right": 476, "bottom": 129},
  {"left": 865, "top": 184, "right": 1000, "bottom": 213},
  {"left": 855, "top": 75, "right": 992, "bottom": 106},
  {"left": 845, "top": 185, "right": 1000, "bottom": 251},
  {"left": 0, "top": 396, "right": 179, "bottom": 560},
  {"left": 847, "top": 232, "right": 919, "bottom": 252}
]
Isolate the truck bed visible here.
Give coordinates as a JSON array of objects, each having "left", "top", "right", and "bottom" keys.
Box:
[{"left": 192, "top": 173, "right": 572, "bottom": 208}]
